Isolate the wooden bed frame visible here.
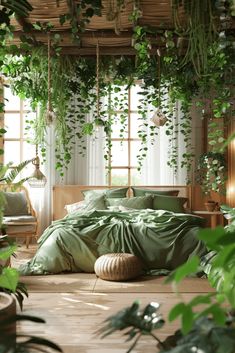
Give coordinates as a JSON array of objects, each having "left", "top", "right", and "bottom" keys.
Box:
[{"left": 52, "top": 185, "right": 192, "bottom": 220}]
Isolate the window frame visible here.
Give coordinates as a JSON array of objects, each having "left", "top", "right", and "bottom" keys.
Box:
[
  {"left": 2, "top": 83, "right": 30, "bottom": 166},
  {"left": 107, "top": 84, "right": 142, "bottom": 187}
]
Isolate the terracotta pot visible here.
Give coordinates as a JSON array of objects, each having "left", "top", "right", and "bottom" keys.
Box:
[
  {"left": 204, "top": 201, "right": 216, "bottom": 212},
  {"left": 0, "top": 293, "right": 16, "bottom": 343}
]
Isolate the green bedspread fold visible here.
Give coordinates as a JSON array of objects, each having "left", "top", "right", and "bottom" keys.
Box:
[{"left": 20, "top": 209, "right": 207, "bottom": 275}]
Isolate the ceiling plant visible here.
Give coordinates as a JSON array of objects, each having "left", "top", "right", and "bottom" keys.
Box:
[{"left": 0, "top": 1, "right": 234, "bottom": 182}]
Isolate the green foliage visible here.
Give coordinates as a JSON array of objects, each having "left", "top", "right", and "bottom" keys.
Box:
[
  {"left": 98, "top": 300, "right": 166, "bottom": 352},
  {"left": 167, "top": 224, "right": 235, "bottom": 333},
  {"left": 100, "top": 223, "right": 235, "bottom": 352},
  {"left": 0, "top": 1, "right": 234, "bottom": 181},
  {"left": 0, "top": 314, "right": 62, "bottom": 353},
  {"left": 0, "top": 235, "right": 28, "bottom": 310},
  {"left": 0, "top": 159, "right": 33, "bottom": 187},
  {"left": 196, "top": 152, "right": 227, "bottom": 195},
  {"left": 159, "top": 316, "right": 235, "bottom": 353}
]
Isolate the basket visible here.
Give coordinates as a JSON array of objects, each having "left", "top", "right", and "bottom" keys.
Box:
[{"left": 94, "top": 253, "right": 142, "bottom": 281}]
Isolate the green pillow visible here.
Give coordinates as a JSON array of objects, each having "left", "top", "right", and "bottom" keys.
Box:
[
  {"left": 3, "top": 191, "right": 29, "bottom": 216},
  {"left": 82, "top": 187, "right": 129, "bottom": 201},
  {"left": 83, "top": 195, "right": 107, "bottom": 211},
  {"left": 106, "top": 196, "right": 153, "bottom": 210},
  {"left": 150, "top": 194, "right": 187, "bottom": 213},
  {"left": 131, "top": 187, "right": 179, "bottom": 197}
]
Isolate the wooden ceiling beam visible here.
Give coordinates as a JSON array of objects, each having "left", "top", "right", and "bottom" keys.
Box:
[
  {"left": 13, "top": 29, "right": 156, "bottom": 39},
  {"left": 59, "top": 46, "right": 159, "bottom": 55}
]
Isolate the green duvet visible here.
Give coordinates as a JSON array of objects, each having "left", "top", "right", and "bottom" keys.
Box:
[{"left": 20, "top": 209, "right": 207, "bottom": 275}]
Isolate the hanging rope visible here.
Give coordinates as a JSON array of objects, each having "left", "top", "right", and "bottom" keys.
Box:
[
  {"left": 157, "top": 49, "right": 161, "bottom": 108},
  {"left": 47, "top": 31, "right": 53, "bottom": 124},
  {"left": 96, "top": 40, "right": 100, "bottom": 120},
  {"left": 151, "top": 48, "right": 167, "bottom": 127}
]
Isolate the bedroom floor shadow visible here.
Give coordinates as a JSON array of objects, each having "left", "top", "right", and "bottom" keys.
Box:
[{"left": 16, "top": 245, "right": 213, "bottom": 353}]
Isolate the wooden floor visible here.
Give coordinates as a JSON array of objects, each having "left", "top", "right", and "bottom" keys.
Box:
[{"left": 16, "top": 245, "right": 213, "bottom": 353}]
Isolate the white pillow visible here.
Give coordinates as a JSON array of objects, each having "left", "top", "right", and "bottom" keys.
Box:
[{"left": 64, "top": 201, "right": 86, "bottom": 214}]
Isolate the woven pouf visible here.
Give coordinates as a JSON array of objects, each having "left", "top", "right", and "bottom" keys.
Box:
[{"left": 94, "top": 253, "right": 142, "bottom": 281}]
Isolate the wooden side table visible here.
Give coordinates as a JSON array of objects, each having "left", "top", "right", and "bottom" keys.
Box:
[{"left": 193, "top": 211, "right": 224, "bottom": 228}]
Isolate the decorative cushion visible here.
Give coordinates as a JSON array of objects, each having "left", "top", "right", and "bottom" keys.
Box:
[
  {"left": 106, "top": 195, "right": 153, "bottom": 209},
  {"left": 131, "top": 187, "right": 179, "bottom": 197},
  {"left": 82, "top": 195, "right": 107, "bottom": 211},
  {"left": 3, "top": 191, "right": 30, "bottom": 216},
  {"left": 64, "top": 201, "right": 86, "bottom": 214},
  {"left": 82, "top": 187, "right": 129, "bottom": 201},
  {"left": 150, "top": 194, "right": 188, "bottom": 213},
  {"left": 94, "top": 253, "right": 142, "bottom": 281}
]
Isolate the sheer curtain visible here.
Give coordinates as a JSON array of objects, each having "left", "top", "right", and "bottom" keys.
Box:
[
  {"left": 28, "top": 117, "right": 106, "bottom": 234},
  {"left": 141, "top": 100, "right": 187, "bottom": 185}
]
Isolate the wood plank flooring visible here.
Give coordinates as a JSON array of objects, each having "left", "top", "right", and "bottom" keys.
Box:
[{"left": 15, "top": 245, "right": 212, "bottom": 353}]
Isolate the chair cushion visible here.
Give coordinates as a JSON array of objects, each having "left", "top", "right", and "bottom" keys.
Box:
[
  {"left": 3, "top": 215, "right": 37, "bottom": 224},
  {"left": 3, "top": 191, "right": 30, "bottom": 216},
  {"left": 3, "top": 215, "right": 37, "bottom": 234}
]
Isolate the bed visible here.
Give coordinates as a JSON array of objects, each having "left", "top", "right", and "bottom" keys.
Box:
[{"left": 20, "top": 185, "right": 208, "bottom": 276}]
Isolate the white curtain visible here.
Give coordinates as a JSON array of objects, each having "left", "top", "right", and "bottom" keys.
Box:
[{"left": 141, "top": 100, "right": 187, "bottom": 185}]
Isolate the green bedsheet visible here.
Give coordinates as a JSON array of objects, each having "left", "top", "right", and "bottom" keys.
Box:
[{"left": 20, "top": 209, "right": 207, "bottom": 275}]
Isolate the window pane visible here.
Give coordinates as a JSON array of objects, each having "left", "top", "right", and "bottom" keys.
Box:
[
  {"left": 4, "top": 87, "right": 20, "bottom": 111},
  {"left": 4, "top": 113, "right": 20, "bottom": 138},
  {"left": 110, "top": 169, "right": 128, "bottom": 186},
  {"left": 4, "top": 141, "right": 20, "bottom": 165},
  {"left": 130, "top": 84, "right": 141, "bottom": 111},
  {"left": 111, "top": 114, "right": 128, "bottom": 138},
  {"left": 111, "top": 141, "right": 128, "bottom": 166},
  {"left": 23, "top": 141, "right": 35, "bottom": 161},
  {"left": 131, "top": 169, "right": 143, "bottom": 186},
  {"left": 130, "top": 141, "right": 142, "bottom": 166},
  {"left": 130, "top": 113, "right": 143, "bottom": 139}
]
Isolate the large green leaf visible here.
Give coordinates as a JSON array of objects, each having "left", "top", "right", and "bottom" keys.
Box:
[
  {"left": 165, "top": 256, "right": 200, "bottom": 284},
  {"left": 0, "top": 244, "right": 17, "bottom": 260},
  {"left": 0, "top": 267, "right": 19, "bottom": 291}
]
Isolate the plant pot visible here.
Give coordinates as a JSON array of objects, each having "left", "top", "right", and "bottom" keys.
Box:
[
  {"left": 204, "top": 201, "right": 216, "bottom": 212},
  {"left": 0, "top": 293, "right": 16, "bottom": 343}
]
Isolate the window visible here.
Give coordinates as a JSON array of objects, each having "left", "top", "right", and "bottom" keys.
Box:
[
  {"left": 107, "top": 84, "right": 143, "bottom": 186},
  {"left": 3, "top": 85, "right": 35, "bottom": 176}
]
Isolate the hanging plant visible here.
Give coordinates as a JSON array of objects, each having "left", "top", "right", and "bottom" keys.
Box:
[{"left": 196, "top": 151, "right": 227, "bottom": 195}]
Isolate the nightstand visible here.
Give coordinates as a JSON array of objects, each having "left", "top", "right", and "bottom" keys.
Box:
[{"left": 193, "top": 211, "right": 224, "bottom": 228}]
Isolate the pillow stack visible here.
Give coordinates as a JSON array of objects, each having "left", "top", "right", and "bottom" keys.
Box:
[{"left": 64, "top": 187, "right": 188, "bottom": 214}]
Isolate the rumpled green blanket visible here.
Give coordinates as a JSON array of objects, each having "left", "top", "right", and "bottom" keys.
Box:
[{"left": 20, "top": 209, "right": 207, "bottom": 275}]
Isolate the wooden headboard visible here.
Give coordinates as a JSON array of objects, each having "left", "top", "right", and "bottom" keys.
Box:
[{"left": 52, "top": 185, "right": 192, "bottom": 220}]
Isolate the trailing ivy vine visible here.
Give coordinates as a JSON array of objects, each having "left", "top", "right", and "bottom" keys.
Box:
[{"left": 0, "top": 1, "right": 234, "bottom": 187}]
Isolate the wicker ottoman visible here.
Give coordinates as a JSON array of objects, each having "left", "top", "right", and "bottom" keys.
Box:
[{"left": 94, "top": 253, "right": 142, "bottom": 281}]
